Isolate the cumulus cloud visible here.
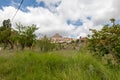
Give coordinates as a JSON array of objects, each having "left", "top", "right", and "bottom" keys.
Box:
[{"left": 0, "top": 0, "right": 120, "bottom": 38}]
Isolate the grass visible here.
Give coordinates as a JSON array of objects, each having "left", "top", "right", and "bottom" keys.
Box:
[{"left": 0, "top": 50, "right": 120, "bottom": 80}]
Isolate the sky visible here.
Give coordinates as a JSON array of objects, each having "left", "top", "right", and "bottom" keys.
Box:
[{"left": 0, "top": 0, "right": 120, "bottom": 38}]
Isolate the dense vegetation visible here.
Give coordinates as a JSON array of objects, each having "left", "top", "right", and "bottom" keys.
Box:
[
  {"left": 0, "top": 50, "right": 120, "bottom": 80},
  {"left": 0, "top": 19, "right": 38, "bottom": 50},
  {"left": 38, "top": 36, "right": 56, "bottom": 52},
  {"left": 88, "top": 18, "right": 120, "bottom": 64},
  {"left": 0, "top": 18, "right": 120, "bottom": 80}
]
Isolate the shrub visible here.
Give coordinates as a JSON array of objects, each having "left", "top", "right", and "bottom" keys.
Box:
[
  {"left": 88, "top": 19, "right": 120, "bottom": 64},
  {"left": 39, "top": 36, "right": 56, "bottom": 52}
]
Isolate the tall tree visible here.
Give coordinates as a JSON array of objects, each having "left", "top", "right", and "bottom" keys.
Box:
[
  {"left": 0, "top": 19, "right": 14, "bottom": 49},
  {"left": 16, "top": 23, "right": 38, "bottom": 50}
]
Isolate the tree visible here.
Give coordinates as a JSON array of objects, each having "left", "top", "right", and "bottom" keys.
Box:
[
  {"left": 88, "top": 19, "right": 120, "bottom": 63},
  {"left": 25, "top": 24, "right": 38, "bottom": 48},
  {"left": 110, "top": 18, "right": 115, "bottom": 26},
  {"left": 16, "top": 23, "right": 38, "bottom": 50},
  {"left": 0, "top": 19, "right": 14, "bottom": 49},
  {"left": 9, "top": 30, "right": 19, "bottom": 49}
]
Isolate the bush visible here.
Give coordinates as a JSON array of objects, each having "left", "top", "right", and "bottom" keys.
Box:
[
  {"left": 39, "top": 36, "right": 56, "bottom": 52},
  {"left": 88, "top": 19, "right": 120, "bottom": 64}
]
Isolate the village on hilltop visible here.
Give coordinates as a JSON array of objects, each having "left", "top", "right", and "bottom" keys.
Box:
[{"left": 51, "top": 33, "right": 87, "bottom": 43}]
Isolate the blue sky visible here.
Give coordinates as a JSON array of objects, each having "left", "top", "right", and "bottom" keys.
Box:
[
  {"left": 0, "top": 0, "right": 120, "bottom": 38},
  {"left": 0, "top": 0, "right": 11, "bottom": 8},
  {"left": 0, "top": 0, "right": 39, "bottom": 11},
  {"left": 0, "top": 0, "right": 61, "bottom": 12},
  {"left": 0, "top": 0, "right": 84, "bottom": 28}
]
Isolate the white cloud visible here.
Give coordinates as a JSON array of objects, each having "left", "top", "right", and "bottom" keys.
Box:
[{"left": 0, "top": 0, "right": 120, "bottom": 38}]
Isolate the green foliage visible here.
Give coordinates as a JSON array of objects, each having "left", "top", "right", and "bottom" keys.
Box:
[
  {"left": 16, "top": 23, "right": 38, "bottom": 49},
  {"left": 0, "top": 50, "right": 120, "bottom": 80},
  {"left": 3, "top": 19, "right": 11, "bottom": 29},
  {"left": 25, "top": 25, "right": 38, "bottom": 47},
  {"left": 88, "top": 19, "right": 120, "bottom": 63},
  {"left": 0, "top": 19, "right": 13, "bottom": 49},
  {"left": 110, "top": 18, "right": 115, "bottom": 26},
  {"left": 39, "top": 36, "right": 56, "bottom": 52}
]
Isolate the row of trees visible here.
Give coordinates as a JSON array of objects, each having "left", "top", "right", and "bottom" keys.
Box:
[
  {"left": 0, "top": 19, "right": 59, "bottom": 52},
  {"left": 88, "top": 18, "right": 120, "bottom": 63},
  {"left": 0, "top": 19, "right": 38, "bottom": 50}
]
